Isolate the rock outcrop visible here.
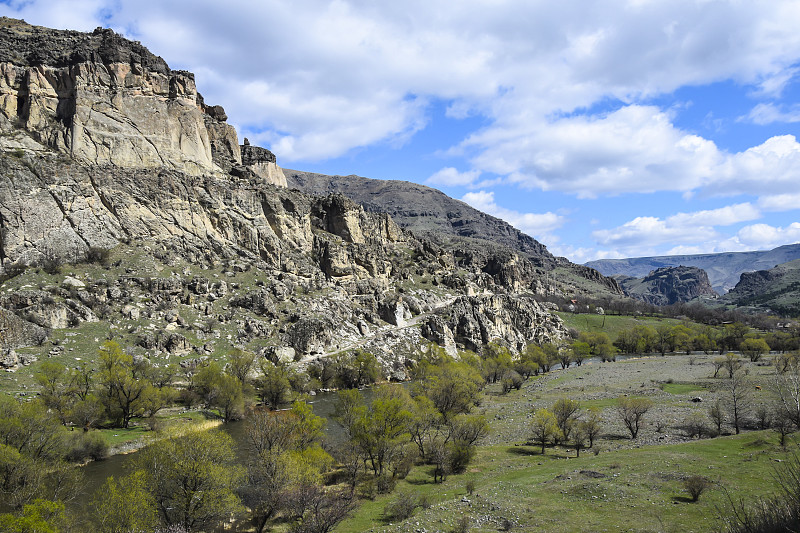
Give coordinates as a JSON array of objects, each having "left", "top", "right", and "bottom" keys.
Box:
[
  {"left": 616, "top": 266, "right": 717, "bottom": 306},
  {"left": 0, "top": 19, "right": 572, "bottom": 371}
]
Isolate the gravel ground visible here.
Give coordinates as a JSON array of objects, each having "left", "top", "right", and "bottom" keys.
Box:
[{"left": 476, "top": 352, "right": 777, "bottom": 450}]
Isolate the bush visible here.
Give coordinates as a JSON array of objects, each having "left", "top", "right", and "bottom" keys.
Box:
[
  {"left": 452, "top": 516, "right": 471, "bottom": 533},
  {"left": 383, "top": 490, "right": 419, "bottom": 521},
  {"left": 683, "top": 475, "right": 711, "bottom": 502},
  {"left": 66, "top": 431, "right": 109, "bottom": 462},
  {"left": 86, "top": 247, "right": 112, "bottom": 266}
]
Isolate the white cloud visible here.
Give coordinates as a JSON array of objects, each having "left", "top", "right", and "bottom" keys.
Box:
[
  {"left": 3, "top": 0, "right": 798, "bottom": 176},
  {"left": 743, "top": 103, "right": 800, "bottom": 125},
  {"left": 427, "top": 167, "right": 481, "bottom": 187},
  {"left": 733, "top": 223, "right": 800, "bottom": 249},
  {"left": 592, "top": 203, "right": 762, "bottom": 253},
  {"left": 461, "top": 190, "right": 565, "bottom": 241},
  {"left": 758, "top": 193, "right": 800, "bottom": 211}
]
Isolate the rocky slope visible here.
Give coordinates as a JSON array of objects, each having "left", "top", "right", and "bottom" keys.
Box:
[
  {"left": 286, "top": 171, "right": 621, "bottom": 295},
  {"left": 718, "top": 258, "right": 800, "bottom": 316},
  {"left": 586, "top": 243, "right": 800, "bottom": 294},
  {"left": 614, "top": 266, "right": 717, "bottom": 306},
  {"left": 0, "top": 18, "right": 579, "bottom": 375}
]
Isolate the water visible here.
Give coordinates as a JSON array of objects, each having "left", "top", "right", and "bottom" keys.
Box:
[{"left": 76, "top": 387, "right": 360, "bottom": 508}]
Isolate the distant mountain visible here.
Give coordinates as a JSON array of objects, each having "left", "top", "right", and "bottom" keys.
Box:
[
  {"left": 614, "top": 266, "right": 718, "bottom": 306},
  {"left": 586, "top": 243, "right": 800, "bottom": 294},
  {"left": 719, "top": 258, "right": 800, "bottom": 316}
]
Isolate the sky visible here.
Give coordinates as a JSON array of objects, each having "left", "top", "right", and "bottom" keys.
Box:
[{"left": 3, "top": 0, "right": 800, "bottom": 263}]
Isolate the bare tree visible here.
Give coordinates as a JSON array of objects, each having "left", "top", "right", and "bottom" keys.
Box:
[
  {"left": 727, "top": 369, "right": 750, "bottom": 435},
  {"left": 616, "top": 397, "right": 653, "bottom": 439},
  {"left": 775, "top": 356, "right": 800, "bottom": 429}
]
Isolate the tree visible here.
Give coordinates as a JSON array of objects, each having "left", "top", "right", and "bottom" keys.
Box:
[
  {"left": 92, "top": 471, "right": 158, "bottom": 533},
  {"left": 193, "top": 362, "right": 244, "bottom": 422},
  {"left": 775, "top": 354, "right": 800, "bottom": 429},
  {"left": 726, "top": 369, "right": 750, "bottom": 435},
  {"left": 740, "top": 337, "right": 770, "bottom": 362},
  {"left": 616, "top": 397, "right": 653, "bottom": 439},
  {"left": 412, "top": 361, "right": 483, "bottom": 419},
  {"left": 226, "top": 348, "right": 256, "bottom": 385},
  {"left": 0, "top": 499, "right": 68, "bottom": 533},
  {"left": 722, "top": 353, "right": 744, "bottom": 379},
  {"left": 135, "top": 430, "right": 245, "bottom": 531},
  {"left": 98, "top": 341, "right": 162, "bottom": 428},
  {"left": 257, "top": 361, "right": 292, "bottom": 410},
  {"left": 579, "top": 407, "right": 603, "bottom": 448},
  {"left": 551, "top": 398, "right": 581, "bottom": 443},
  {"left": 708, "top": 399, "right": 725, "bottom": 436},
  {"left": 34, "top": 362, "right": 71, "bottom": 425},
  {"left": 570, "top": 341, "right": 590, "bottom": 367},
  {"left": 530, "top": 409, "right": 560, "bottom": 454},
  {"left": 408, "top": 395, "right": 442, "bottom": 459},
  {"left": 655, "top": 324, "right": 674, "bottom": 356}
]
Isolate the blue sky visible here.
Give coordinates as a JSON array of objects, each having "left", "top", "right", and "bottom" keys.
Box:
[{"left": 3, "top": 0, "right": 800, "bottom": 262}]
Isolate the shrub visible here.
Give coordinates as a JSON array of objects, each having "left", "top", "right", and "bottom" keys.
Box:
[
  {"left": 66, "top": 431, "right": 110, "bottom": 462},
  {"left": 86, "top": 246, "right": 112, "bottom": 266},
  {"left": 452, "top": 516, "right": 472, "bottom": 533},
  {"left": 683, "top": 475, "right": 711, "bottom": 502},
  {"left": 383, "top": 490, "right": 419, "bottom": 521}
]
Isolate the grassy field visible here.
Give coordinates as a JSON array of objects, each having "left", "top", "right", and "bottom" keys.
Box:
[
  {"left": 338, "top": 432, "right": 791, "bottom": 533},
  {"left": 555, "top": 312, "right": 686, "bottom": 339},
  {"left": 335, "top": 352, "right": 789, "bottom": 532}
]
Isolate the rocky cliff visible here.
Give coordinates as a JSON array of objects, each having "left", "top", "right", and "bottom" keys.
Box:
[
  {"left": 0, "top": 19, "right": 576, "bottom": 373},
  {"left": 615, "top": 266, "right": 717, "bottom": 306},
  {"left": 719, "top": 258, "right": 800, "bottom": 316}
]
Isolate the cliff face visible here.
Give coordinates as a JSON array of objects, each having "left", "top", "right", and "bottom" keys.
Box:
[
  {"left": 616, "top": 266, "right": 717, "bottom": 306},
  {"left": 719, "top": 258, "right": 800, "bottom": 316},
  {"left": 0, "top": 19, "right": 575, "bottom": 370},
  {"left": 0, "top": 18, "right": 228, "bottom": 174}
]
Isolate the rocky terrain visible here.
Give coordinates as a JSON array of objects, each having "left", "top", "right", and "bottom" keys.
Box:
[
  {"left": 0, "top": 18, "right": 625, "bottom": 377},
  {"left": 614, "top": 265, "right": 718, "bottom": 306},
  {"left": 717, "top": 258, "right": 800, "bottom": 316},
  {"left": 586, "top": 243, "right": 800, "bottom": 294}
]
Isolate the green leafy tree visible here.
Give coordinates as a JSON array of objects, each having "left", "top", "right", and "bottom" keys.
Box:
[
  {"left": 135, "top": 429, "right": 245, "bottom": 531},
  {"left": 740, "top": 337, "right": 770, "bottom": 362},
  {"left": 257, "top": 361, "right": 292, "bottom": 410},
  {"left": 0, "top": 499, "right": 68, "bottom": 533},
  {"left": 226, "top": 348, "right": 256, "bottom": 385},
  {"left": 92, "top": 471, "right": 158, "bottom": 533},
  {"left": 412, "top": 361, "right": 483, "bottom": 419},
  {"left": 530, "top": 408, "right": 560, "bottom": 454},
  {"left": 552, "top": 398, "right": 581, "bottom": 443},
  {"left": 97, "top": 341, "right": 162, "bottom": 428}
]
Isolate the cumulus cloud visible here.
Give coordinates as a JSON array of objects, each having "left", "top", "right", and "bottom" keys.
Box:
[
  {"left": 427, "top": 167, "right": 481, "bottom": 187},
  {"left": 461, "top": 191, "right": 565, "bottom": 241},
  {"left": 733, "top": 223, "right": 800, "bottom": 249},
  {"left": 4, "top": 0, "right": 799, "bottom": 175},
  {"left": 592, "top": 203, "right": 762, "bottom": 253},
  {"left": 744, "top": 103, "right": 800, "bottom": 125}
]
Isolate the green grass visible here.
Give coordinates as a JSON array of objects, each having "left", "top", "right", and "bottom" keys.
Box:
[
  {"left": 336, "top": 432, "right": 795, "bottom": 532},
  {"left": 556, "top": 312, "right": 684, "bottom": 338}
]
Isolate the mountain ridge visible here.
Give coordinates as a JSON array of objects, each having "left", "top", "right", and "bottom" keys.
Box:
[{"left": 586, "top": 243, "right": 800, "bottom": 294}]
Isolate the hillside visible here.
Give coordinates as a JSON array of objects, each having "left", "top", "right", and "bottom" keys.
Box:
[
  {"left": 719, "top": 258, "right": 800, "bottom": 316},
  {"left": 286, "top": 170, "right": 621, "bottom": 295},
  {"left": 614, "top": 265, "right": 718, "bottom": 306},
  {"left": 586, "top": 243, "right": 800, "bottom": 294},
  {"left": 0, "top": 17, "right": 624, "bottom": 375}
]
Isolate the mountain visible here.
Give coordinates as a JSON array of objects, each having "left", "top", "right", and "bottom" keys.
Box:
[
  {"left": 0, "top": 18, "right": 625, "bottom": 373},
  {"left": 614, "top": 266, "right": 718, "bottom": 306},
  {"left": 286, "top": 170, "right": 621, "bottom": 295},
  {"left": 718, "top": 259, "right": 800, "bottom": 316},
  {"left": 586, "top": 243, "right": 800, "bottom": 294}
]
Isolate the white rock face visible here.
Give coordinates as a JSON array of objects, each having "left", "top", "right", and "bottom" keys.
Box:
[{"left": 0, "top": 61, "right": 217, "bottom": 174}]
